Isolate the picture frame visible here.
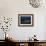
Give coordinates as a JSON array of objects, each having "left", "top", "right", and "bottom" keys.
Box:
[{"left": 18, "top": 14, "right": 34, "bottom": 27}]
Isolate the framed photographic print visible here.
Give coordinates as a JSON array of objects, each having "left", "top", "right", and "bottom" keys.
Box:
[{"left": 18, "top": 14, "right": 34, "bottom": 27}]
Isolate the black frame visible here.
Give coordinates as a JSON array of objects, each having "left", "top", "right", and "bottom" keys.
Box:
[{"left": 18, "top": 14, "right": 34, "bottom": 27}]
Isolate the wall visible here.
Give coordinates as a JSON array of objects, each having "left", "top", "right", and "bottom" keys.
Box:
[{"left": 0, "top": 0, "right": 46, "bottom": 40}]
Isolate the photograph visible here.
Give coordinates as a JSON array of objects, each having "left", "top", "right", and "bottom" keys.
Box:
[{"left": 18, "top": 14, "right": 34, "bottom": 26}]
